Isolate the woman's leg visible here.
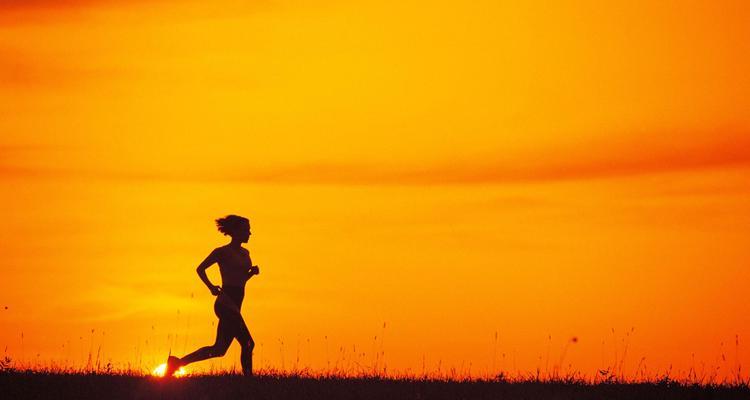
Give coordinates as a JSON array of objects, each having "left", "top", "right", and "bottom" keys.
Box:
[
  {"left": 232, "top": 314, "right": 255, "bottom": 376},
  {"left": 238, "top": 329, "right": 254, "bottom": 376},
  {"left": 179, "top": 318, "right": 233, "bottom": 366}
]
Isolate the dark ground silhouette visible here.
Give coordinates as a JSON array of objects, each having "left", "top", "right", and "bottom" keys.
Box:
[{"left": 2, "top": 371, "right": 749, "bottom": 400}]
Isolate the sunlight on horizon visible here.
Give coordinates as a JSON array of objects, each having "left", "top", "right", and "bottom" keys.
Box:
[{"left": 152, "top": 363, "right": 187, "bottom": 378}]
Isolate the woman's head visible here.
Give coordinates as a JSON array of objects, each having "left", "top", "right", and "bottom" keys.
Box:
[{"left": 215, "top": 215, "right": 251, "bottom": 242}]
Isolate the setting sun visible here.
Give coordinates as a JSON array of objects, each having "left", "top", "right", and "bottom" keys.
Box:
[{"left": 152, "top": 363, "right": 187, "bottom": 378}]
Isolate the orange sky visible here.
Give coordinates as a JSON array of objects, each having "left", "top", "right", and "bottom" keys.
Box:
[{"left": 1, "top": 0, "right": 749, "bottom": 379}]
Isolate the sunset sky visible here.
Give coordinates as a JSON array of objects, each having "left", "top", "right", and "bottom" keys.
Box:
[{"left": 1, "top": 0, "right": 749, "bottom": 379}]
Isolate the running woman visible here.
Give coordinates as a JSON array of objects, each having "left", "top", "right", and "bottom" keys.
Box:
[{"left": 165, "top": 215, "right": 259, "bottom": 376}]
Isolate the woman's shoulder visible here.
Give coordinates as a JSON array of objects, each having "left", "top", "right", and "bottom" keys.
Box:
[
  {"left": 213, "top": 245, "right": 249, "bottom": 255},
  {"left": 212, "top": 245, "right": 229, "bottom": 257}
]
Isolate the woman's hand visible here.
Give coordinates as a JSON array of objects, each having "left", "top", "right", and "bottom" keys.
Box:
[
  {"left": 245, "top": 265, "right": 260, "bottom": 281},
  {"left": 209, "top": 284, "right": 222, "bottom": 296}
]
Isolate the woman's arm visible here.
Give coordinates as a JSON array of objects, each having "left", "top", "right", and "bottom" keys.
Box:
[
  {"left": 244, "top": 253, "right": 260, "bottom": 282},
  {"left": 196, "top": 249, "right": 221, "bottom": 296}
]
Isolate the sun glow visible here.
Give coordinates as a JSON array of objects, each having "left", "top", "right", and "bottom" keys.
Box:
[{"left": 152, "top": 363, "right": 187, "bottom": 378}]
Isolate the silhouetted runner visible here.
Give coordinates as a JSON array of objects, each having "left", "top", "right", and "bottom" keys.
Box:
[{"left": 165, "top": 215, "right": 259, "bottom": 376}]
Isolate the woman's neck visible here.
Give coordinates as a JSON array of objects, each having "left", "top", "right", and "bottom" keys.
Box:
[{"left": 228, "top": 239, "right": 243, "bottom": 249}]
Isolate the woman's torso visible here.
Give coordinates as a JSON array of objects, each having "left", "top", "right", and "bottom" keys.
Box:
[{"left": 216, "top": 245, "right": 251, "bottom": 301}]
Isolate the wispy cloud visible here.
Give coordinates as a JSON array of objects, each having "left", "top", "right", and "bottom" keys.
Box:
[
  {"left": 229, "top": 132, "right": 750, "bottom": 185},
  {"left": 0, "top": 45, "right": 128, "bottom": 89},
  {"left": 0, "top": 0, "right": 151, "bottom": 10},
  {"left": 2, "top": 132, "right": 748, "bottom": 185},
  {"left": 0, "top": 0, "right": 268, "bottom": 16}
]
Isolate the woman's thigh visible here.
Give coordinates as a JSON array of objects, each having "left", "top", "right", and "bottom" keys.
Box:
[
  {"left": 215, "top": 317, "right": 234, "bottom": 349},
  {"left": 215, "top": 303, "right": 251, "bottom": 345},
  {"left": 233, "top": 317, "right": 252, "bottom": 346}
]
